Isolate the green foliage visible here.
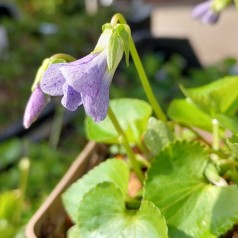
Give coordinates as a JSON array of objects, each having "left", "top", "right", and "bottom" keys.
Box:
[
  {"left": 144, "top": 141, "right": 238, "bottom": 237},
  {"left": 168, "top": 76, "right": 238, "bottom": 132},
  {"left": 2, "top": 7, "right": 238, "bottom": 237},
  {"left": 67, "top": 71, "right": 238, "bottom": 237},
  {"left": 63, "top": 160, "right": 168, "bottom": 238},
  {"left": 180, "top": 76, "right": 238, "bottom": 116},
  {"left": 68, "top": 184, "right": 167, "bottom": 238}
]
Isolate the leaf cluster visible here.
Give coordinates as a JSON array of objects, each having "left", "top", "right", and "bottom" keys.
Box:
[{"left": 63, "top": 77, "right": 238, "bottom": 238}]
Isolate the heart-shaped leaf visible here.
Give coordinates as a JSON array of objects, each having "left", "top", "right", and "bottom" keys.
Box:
[
  {"left": 86, "top": 98, "right": 152, "bottom": 144},
  {"left": 68, "top": 182, "right": 168, "bottom": 238},
  {"left": 62, "top": 159, "right": 129, "bottom": 223},
  {"left": 144, "top": 141, "right": 238, "bottom": 237}
]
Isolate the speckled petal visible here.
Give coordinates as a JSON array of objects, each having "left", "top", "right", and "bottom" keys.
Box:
[
  {"left": 192, "top": 0, "right": 211, "bottom": 19},
  {"left": 61, "top": 83, "right": 82, "bottom": 111},
  {"left": 59, "top": 52, "right": 107, "bottom": 98},
  {"left": 40, "top": 54, "right": 95, "bottom": 96},
  {"left": 82, "top": 72, "right": 111, "bottom": 122},
  {"left": 23, "top": 85, "right": 48, "bottom": 129},
  {"left": 40, "top": 63, "right": 67, "bottom": 96}
]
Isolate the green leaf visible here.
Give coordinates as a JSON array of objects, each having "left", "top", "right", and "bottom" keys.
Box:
[
  {"left": 0, "top": 190, "right": 22, "bottom": 223},
  {"left": 62, "top": 159, "right": 129, "bottom": 223},
  {"left": 144, "top": 141, "right": 238, "bottom": 237},
  {"left": 181, "top": 76, "right": 238, "bottom": 115},
  {"left": 215, "top": 114, "right": 238, "bottom": 133},
  {"left": 68, "top": 225, "right": 82, "bottom": 238},
  {"left": 168, "top": 99, "right": 212, "bottom": 131},
  {"left": 144, "top": 117, "right": 174, "bottom": 155},
  {"left": 116, "top": 24, "right": 130, "bottom": 66},
  {"left": 86, "top": 98, "right": 152, "bottom": 144},
  {"left": 68, "top": 182, "right": 168, "bottom": 238}
]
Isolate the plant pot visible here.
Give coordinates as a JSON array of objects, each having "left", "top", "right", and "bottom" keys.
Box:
[{"left": 25, "top": 141, "right": 108, "bottom": 238}]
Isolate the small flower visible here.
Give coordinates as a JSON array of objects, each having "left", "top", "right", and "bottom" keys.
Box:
[
  {"left": 23, "top": 85, "right": 48, "bottom": 129},
  {"left": 192, "top": 0, "right": 220, "bottom": 24},
  {"left": 41, "top": 29, "right": 123, "bottom": 122}
]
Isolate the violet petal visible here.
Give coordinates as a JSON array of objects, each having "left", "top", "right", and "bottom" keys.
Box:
[
  {"left": 192, "top": 0, "right": 212, "bottom": 19},
  {"left": 59, "top": 52, "right": 107, "bottom": 98},
  {"left": 23, "top": 85, "right": 47, "bottom": 129},
  {"left": 40, "top": 63, "right": 67, "bottom": 96},
  {"left": 61, "top": 83, "right": 82, "bottom": 111},
  {"left": 82, "top": 72, "right": 111, "bottom": 122}
]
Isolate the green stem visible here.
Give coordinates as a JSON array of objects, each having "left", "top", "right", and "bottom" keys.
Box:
[
  {"left": 129, "top": 40, "right": 167, "bottom": 121},
  {"left": 212, "top": 119, "right": 219, "bottom": 151},
  {"left": 217, "top": 159, "right": 238, "bottom": 168},
  {"left": 49, "top": 105, "right": 65, "bottom": 149},
  {"left": 18, "top": 158, "right": 30, "bottom": 200},
  {"left": 17, "top": 157, "right": 30, "bottom": 224},
  {"left": 108, "top": 106, "right": 144, "bottom": 183},
  {"left": 50, "top": 53, "right": 77, "bottom": 62},
  {"left": 110, "top": 13, "right": 167, "bottom": 122}
]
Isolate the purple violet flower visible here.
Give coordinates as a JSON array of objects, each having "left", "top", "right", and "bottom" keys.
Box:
[
  {"left": 192, "top": 0, "right": 220, "bottom": 24},
  {"left": 40, "top": 46, "right": 123, "bottom": 122},
  {"left": 23, "top": 85, "right": 48, "bottom": 129}
]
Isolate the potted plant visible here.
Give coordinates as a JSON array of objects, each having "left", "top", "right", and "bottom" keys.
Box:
[{"left": 24, "top": 5, "right": 238, "bottom": 237}]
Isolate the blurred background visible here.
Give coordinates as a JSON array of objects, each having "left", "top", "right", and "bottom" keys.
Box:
[{"left": 0, "top": 0, "right": 237, "bottom": 237}]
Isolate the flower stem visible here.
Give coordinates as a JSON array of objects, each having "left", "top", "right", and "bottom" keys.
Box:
[
  {"left": 17, "top": 157, "right": 30, "bottom": 224},
  {"left": 50, "top": 53, "right": 76, "bottom": 62},
  {"left": 18, "top": 157, "right": 30, "bottom": 201},
  {"left": 108, "top": 106, "right": 144, "bottom": 183},
  {"left": 129, "top": 40, "right": 167, "bottom": 121},
  {"left": 110, "top": 13, "right": 167, "bottom": 122},
  {"left": 212, "top": 119, "right": 219, "bottom": 151},
  {"left": 49, "top": 105, "right": 65, "bottom": 149}
]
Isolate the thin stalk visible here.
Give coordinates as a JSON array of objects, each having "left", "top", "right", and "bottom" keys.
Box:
[
  {"left": 49, "top": 105, "right": 65, "bottom": 149},
  {"left": 50, "top": 53, "right": 76, "bottom": 62},
  {"left": 212, "top": 119, "right": 219, "bottom": 151},
  {"left": 129, "top": 40, "right": 167, "bottom": 121},
  {"left": 110, "top": 13, "right": 167, "bottom": 122},
  {"left": 17, "top": 157, "right": 30, "bottom": 224},
  {"left": 108, "top": 106, "right": 144, "bottom": 183}
]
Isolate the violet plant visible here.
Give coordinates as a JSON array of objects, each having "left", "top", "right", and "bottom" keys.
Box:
[
  {"left": 23, "top": 11, "right": 238, "bottom": 238},
  {"left": 192, "top": 0, "right": 233, "bottom": 24}
]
